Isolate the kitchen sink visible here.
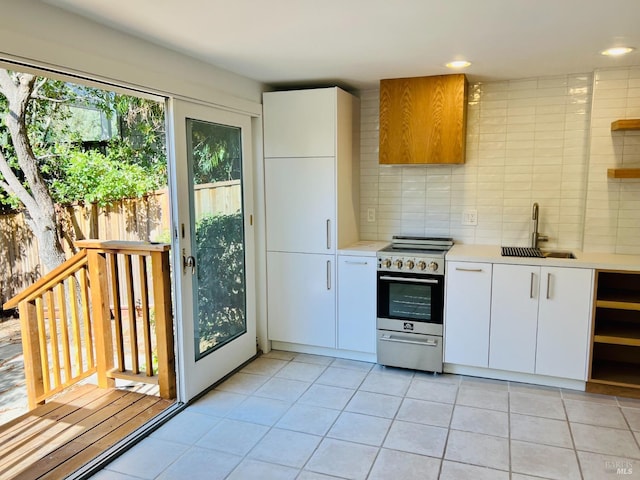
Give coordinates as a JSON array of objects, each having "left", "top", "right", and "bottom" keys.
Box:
[{"left": 541, "top": 250, "right": 576, "bottom": 259}]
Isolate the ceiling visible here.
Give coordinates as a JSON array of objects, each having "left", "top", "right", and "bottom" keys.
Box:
[{"left": 43, "top": 0, "right": 640, "bottom": 90}]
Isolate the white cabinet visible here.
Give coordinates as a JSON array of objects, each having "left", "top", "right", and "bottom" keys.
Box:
[
  {"left": 265, "top": 157, "right": 335, "bottom": 254},
  {"left": 536, "top": 267, "right": 593, "bottom": 380},
  {"left": 264, "top": 87, "right": 359, "bottom": 350},
  {"left": 444, "top": 262, "right": 492, "bottom": 367},
  {"left": 490, "top": 264, "right": 539, "bottom": 373},
  {"left": 267, "top": 252, "right": 336, "bottom": 348},
  {"left": 490, "top": 264, "right": 593, "bottom": 380},
  {"left": 337, "top": 255, "right": 376, "bottom": 353},
  {"left": 263, "top": 88, "right": 337, "bottom": 158}
]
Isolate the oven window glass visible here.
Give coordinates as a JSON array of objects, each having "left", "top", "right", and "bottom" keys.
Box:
[{"left": 388, "top": 283, "right": 432, "bottom": 321}]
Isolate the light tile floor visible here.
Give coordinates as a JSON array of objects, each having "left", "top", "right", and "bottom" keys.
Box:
[{"left": 90, "top": 351, "right": 640, "bottom": 479}]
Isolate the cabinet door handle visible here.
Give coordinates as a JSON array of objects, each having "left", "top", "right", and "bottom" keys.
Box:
[
  {"left": 546, "top": 272, "right": 551, "bottom": 299},
  {"left": 326, "top": 219, "right": 331, "bottom": 250},
  {"left": 530, "top": 272, "right": 535, "bottom": 299},
  {"left": 380, "top": 334, "right": 439, "bottom": 347},
  {"left": 455, "top": 268, "right": 483, "bottom": 272},
  {"left": 345, "top": 260, "right": 368, "bottom": 265},
  {"left": 327, "top": 260, "right": 331, "bottom": 290}
]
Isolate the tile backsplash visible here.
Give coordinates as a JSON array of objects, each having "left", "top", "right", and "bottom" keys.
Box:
[
  {"left": 359, "top": 67, "right": 640, "bottom": 254},
  {"left": 583, "top": 68, "right": 640, "bottom": 254}
]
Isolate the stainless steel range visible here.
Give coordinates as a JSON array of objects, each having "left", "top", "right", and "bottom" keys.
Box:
[{"left": 376, "top": 236, "right": 454, "bottom": 373}]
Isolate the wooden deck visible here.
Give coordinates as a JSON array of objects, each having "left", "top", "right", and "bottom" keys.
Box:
[{"left": 0, "top": 384, "right": 174, "bottom": 480}]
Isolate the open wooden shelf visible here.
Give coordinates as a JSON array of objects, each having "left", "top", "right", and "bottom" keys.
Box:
[
  {"left": 596, "top": 288, "right": 640, "bottom": 309},
  {"left": 590, "top": 360, "right": 640, "bottom": 388},
  {"left": 611, "top": 119, "right": 640, "bottom": 131},
  {"left": 594, "top": 322, "right": 640, "bottom": 346},
  {"left": 590, "top": 271, "right": 640, "bottom": 394},
  {"left": 608, "top": 168, "right": 640, "bottom": 179}
]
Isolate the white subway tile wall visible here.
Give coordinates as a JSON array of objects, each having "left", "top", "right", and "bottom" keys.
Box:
[
  {"left": 361, "top": 68, "right": 640, "bottom": 252},
  {"left": 584, "top": 67, "right": 640, "bottom": 254},
  {"left": 359, "top": 73, "right": 593, "bottom": 248}
]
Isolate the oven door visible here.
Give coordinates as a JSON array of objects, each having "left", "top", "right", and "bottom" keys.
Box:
[{"left": 377, "top": 271, "right": 444, "bottom": 325}]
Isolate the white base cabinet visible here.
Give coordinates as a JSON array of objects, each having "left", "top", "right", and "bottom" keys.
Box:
[
  {"left": 337, "top": 255, "right": 376, "bottom": 353},
  {"left": 444, "top": 262, "right": 492, "bottom": 367},
  {"left": 489, "top": 264, "right": 539, "bottom": 373},
  {"left": 535, "top": 267, "right": 593, "bottom": 380},
  {"left": 266, "top": 251, "right": 336, "bottom": 348},
  {"left": 490, "top": 264, "right": 593, "bottom": 380},
  {"left": 445, "top": 261, "right": 594, "bottom": 382}
]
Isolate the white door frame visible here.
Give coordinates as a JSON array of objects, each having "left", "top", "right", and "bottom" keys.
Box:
[{"left": 167, "top": 98, "right": 257, "bottom": 402}]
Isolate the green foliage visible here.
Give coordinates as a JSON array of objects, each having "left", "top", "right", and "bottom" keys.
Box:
[
  {"left": 194, "top": 211, "right": 246, "bottom": 355},
  {"left": 51, "top": 149, "right": 163, "bottom": 206},
  {"left": 190, "top": 121, "right": 241, "bottom": 184},
  {"left": 0, "top": 71, "right": 166, "bottom": 212}
]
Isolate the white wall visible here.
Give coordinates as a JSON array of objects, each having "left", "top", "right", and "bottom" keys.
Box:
[
  {"left": 360, "top": 68, "right": 640, "bottom": 254},
  {"left": 0, "top": 0, "right": 263, "bottom": 112},
  {"left": 360, "top": 74, "right": 592, "bottom": 248}
]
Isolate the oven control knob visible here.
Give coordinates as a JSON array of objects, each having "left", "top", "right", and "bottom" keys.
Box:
[
  {"left": 428, "top": 261, "right": 439, "bottom": 272},
  {"left": 406, "top": 260, "right": 415, "bottom": 270},
  {"left": 382, "top": 259, "right": 392, "bottom": 269},
  {"left": 417, "top": 261, "right": 427, "bottom": 271},
  {"left": 394, "top": 259, "right": 403, "bottom": 269}
]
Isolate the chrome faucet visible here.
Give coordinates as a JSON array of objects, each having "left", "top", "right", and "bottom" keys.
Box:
[{"left": 531, "top": 202, "right": 549, "bottom": 249}]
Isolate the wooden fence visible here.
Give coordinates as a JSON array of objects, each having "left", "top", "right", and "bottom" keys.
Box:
[{"left": 0, "top": 181, "right": 241, "bottom": 307}]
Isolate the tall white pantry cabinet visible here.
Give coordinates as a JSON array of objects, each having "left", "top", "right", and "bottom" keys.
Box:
[{"left": 263, "top": 87, "right": 360, "bottom": 349}]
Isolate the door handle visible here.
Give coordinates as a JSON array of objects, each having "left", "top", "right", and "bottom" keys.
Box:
[
  {"left": 326, "top": 260, "right": 331, "bottom": 290},
  {"left": 326, "top": 219, "right": 331, "bottom": 250},
  {"left": 530, "top": 272, "right": 535, "bottom": 299},
  {"left": 546, "top": 272, "right": 551, "bottom": 299},
  {"left": 183, "top": 253, "right": 196, "bottom": 275}
]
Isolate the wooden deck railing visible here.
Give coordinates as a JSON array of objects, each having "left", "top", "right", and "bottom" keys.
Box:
[{"left": 3, "top": 241, "right": 176, "bottom": 410}]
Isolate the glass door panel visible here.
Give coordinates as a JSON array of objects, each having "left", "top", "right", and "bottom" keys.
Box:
[
  {"left": 187, "top": 119, "right": 247, "bottom": 359},
  {"left": 170, "top": 100, "right": 255, "bottom": 401}
]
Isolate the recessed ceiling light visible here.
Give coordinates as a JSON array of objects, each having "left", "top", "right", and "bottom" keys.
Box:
[
  {"left": 601, "top": 46, "right": 635, "bottom": 56},
  {"left": 446, "top": 60, "right": 471, "bottom": 69}
]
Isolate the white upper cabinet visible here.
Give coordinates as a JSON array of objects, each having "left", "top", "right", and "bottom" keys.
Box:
[
  {"left": 536, "top": 267, "right": 593, "bottom": 380},
  {"left": 265, "top": 157, "right": 336, "bottom": 254},
  {"left": 263, "top": 88, "right": 337, "bottom": 158},
  {"left": 263, "top": 87, "right": 359, "bottom": 253},
  {"left": 444, "top": 262, "right": 492, "bottom": 367}
]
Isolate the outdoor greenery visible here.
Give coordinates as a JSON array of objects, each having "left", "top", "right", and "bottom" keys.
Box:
[
  {"left": 0, "top": 81, "right": 166, "bottom": 211},
  {"left": 190, "top": 121, "right": 241, "bottom": 184},
  {"left": 1, "top": 69, "right": 246, "bottom": 356},
  {"left": 195, "top": 211, "right": 245, "bottom": 355},
  {"left": 0, "top": 68, "right": 166, "bottom": 272},
  {"left": 50, "top": 149, "right": 161, "bottom": 206}
]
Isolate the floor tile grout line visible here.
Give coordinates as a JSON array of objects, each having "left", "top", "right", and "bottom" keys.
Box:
[
  {"left": 105, "top": 351, "right": 640, "bottom": 479},
  {"left": 507, "top": 380, "right": 513, "bottom": 479},
  {"left": 279, "top": 351, "right": 366, "bottom": 478},
  {"left": 437, "top": 373, "right": 460, "bottom": 479},
  {"left": 224, "top": 353, "right": 325, "bottom": 478},
  {"left": 561, "top": 392, "right": 584, "bottom": 480}
]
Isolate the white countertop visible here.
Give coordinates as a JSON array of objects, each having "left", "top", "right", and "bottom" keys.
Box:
[
  {"left": 447, "top": 244, "right": 640, "bottom": 271},
  {"left": 338, "top": 241, "right": 389, "bottom": 257}
]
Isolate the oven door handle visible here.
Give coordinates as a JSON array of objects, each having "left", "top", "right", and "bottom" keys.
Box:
[
  {"left": 379, "top": 275, "right": 439, "bottom": 284},
  {"left": 379, "top": 334, "right": 439, "bottom": 347}
]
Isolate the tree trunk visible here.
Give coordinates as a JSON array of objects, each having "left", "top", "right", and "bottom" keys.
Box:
[{"left": 0, "top": 71, "right": 67, "bottom": 274}]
